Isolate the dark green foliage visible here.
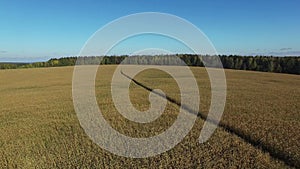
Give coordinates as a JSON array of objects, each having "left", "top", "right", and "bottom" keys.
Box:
[
  {"left": 0, "top": 62, "right": 27, "bottom": 69},
  {"left": 0, "top": 55, "right": 299, "bottom": 75}
]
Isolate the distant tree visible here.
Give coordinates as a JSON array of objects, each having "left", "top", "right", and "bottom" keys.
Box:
[
  {"left": 241, "top": 63, "right": 247, "bottom": 70},
  {"left": 267, "top": 60, "right": 274, "bottom": 72},
  {"left": 274, "top": 63, "right": 282, "bottom": 73},
  {"left": 225, "top": 57, "right": 234, "bottom": 69},
  {"left": 250, "top": 59, "right": 257, "bottom": 70},
  {"left": 234, "top": 57, "right": 243, "bottom": 69}
]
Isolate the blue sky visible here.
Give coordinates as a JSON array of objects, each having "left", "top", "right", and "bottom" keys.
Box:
[{"left": 0, "top": 0, "right": 299, "bottom": 62}]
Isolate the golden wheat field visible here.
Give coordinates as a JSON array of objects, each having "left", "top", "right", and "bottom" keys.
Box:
[{"left": 0, "top": 65, "right": 299, "bottom": 168}]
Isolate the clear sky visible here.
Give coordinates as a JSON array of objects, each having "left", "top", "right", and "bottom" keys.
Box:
[{"left": 0, "top": 0, "right": 299, "bottom": 62}]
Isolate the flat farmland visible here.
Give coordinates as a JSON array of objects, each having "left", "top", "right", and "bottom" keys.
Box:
[{"left": 0, "top": 65, "right": 299, "bottom": 168}]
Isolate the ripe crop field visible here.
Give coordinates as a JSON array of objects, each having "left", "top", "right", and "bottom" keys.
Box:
[{"left": 0, "top": 65, "right": 299, "bottom": 168}]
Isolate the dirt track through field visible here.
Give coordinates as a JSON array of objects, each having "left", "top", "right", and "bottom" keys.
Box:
[{"left": 121, "top": 70, "right": 298, "bottom": 168}]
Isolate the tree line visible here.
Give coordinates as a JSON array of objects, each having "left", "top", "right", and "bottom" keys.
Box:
[{"left": 0, "top": 55, "right": 299, "bottom": 75}]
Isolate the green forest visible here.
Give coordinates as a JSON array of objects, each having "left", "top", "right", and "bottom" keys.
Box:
[{"left": 1, "top": 55, "right": 299, "bottom": 75}]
